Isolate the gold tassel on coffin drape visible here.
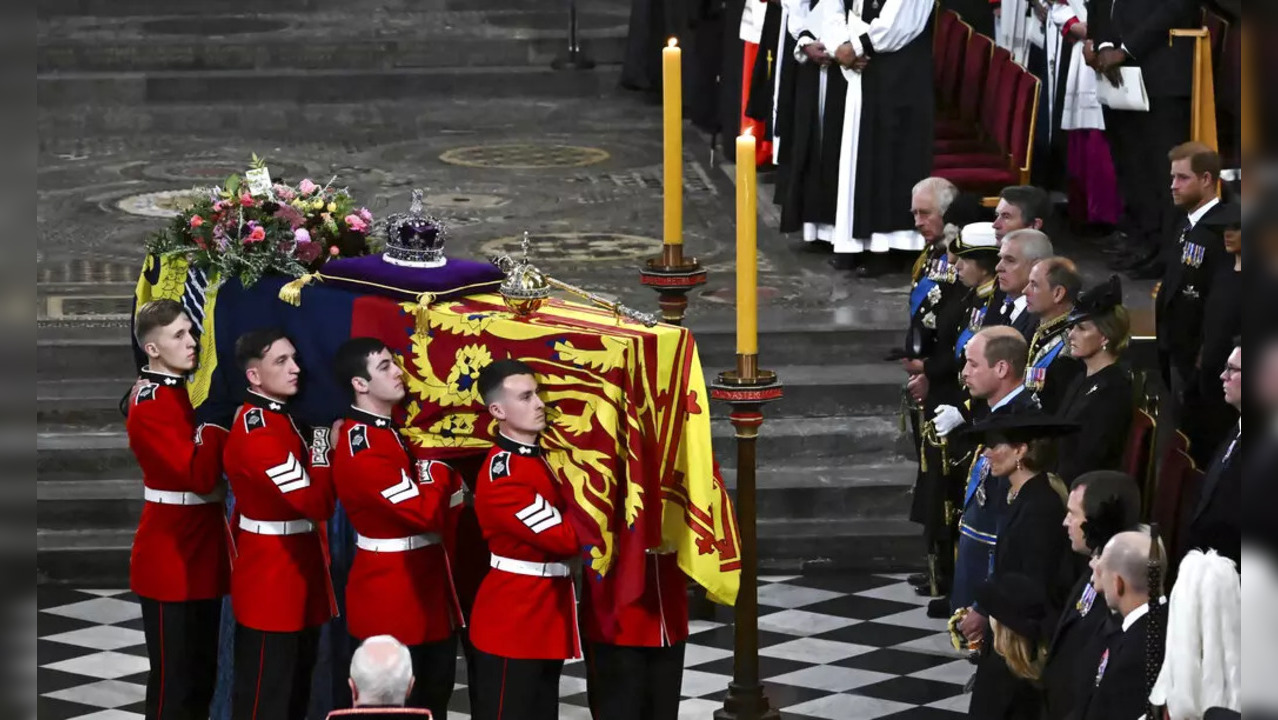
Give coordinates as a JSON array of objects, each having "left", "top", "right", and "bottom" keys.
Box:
[{"left": 1169, "top": 27, "right": 1219, "bottom": 151}]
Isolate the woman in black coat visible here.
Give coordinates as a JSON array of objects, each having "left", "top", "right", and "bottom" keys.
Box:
[
  {"left": 962, "top": 411, "right": 1076, "bottom": 720},
  {"left": 1057, "top": 276, "right": 1135, "bottom": 482}
]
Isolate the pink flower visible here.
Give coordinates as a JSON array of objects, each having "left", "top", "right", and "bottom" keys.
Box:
[
  {"left": 240, "top": 193, "right": 254, "bottom": 207},
  {"left": 299, "top": 179, "right": 319, "bottom": 196},
  {"left": 247, "top": 226, "right": 267, "bottom": 243},
  {"left": 189, "top": 215, "right": 205, "bottom": 228},
  {"left": 344, "top": 214, "right": 368, "bottom": 233},
  {"left": 273, "top": 185, "right": 296, "bottom": 202},
  {"left": 358, "top": 207, "right": 373, "bottom": 224},
  {"left": 293, "top": 227, "right": 312, "bottom": 244},
  {"left": 329, "top": 245, "right": 340, "bottom": 256},
  {"left": 213, "top": 201, "right": 225, "bottom": 212},
  {"left": 295, "top": 240, "right": 323, "bottom": 264}
]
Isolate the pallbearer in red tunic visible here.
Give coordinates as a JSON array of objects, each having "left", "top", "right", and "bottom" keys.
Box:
[
  {"left": 332, "top": 338, "right": 465, "bottom": 719},
  {"left": 223, "top": 328, "right": 337, "bottom": 720},
  {"left": 583, "top": 550, "right": 690, "bottom": 720},
  {"left": 469, "top": 360, "right": 582, "bottom": 720},
  {"left": 127, "top": 299, "right": 230, "bottom": 720}
]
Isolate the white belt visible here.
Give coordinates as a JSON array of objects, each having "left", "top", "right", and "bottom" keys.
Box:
[
  {"left": 238, "top": 515, "right": 315, "bottom": 536},
  {"left": 143, "top": 487, "right": 222, "bottom": 505},
  {"left": 355, "top": 533, "right": 442, "bottom": 553},
  {"left": 449, "top": 489, "right": 465, "bottom": 508},
  {"left": 490, "top": 553, "right": 571, "bottom": 578}
]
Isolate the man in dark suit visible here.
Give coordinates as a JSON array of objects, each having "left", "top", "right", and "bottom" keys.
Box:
[
  {"left": 1043, "top": 471, "right": 1143, "bottom": 720},
  {"left": 1084, "top": 530, "right": 1163, "bottom": 720},
  {"left": 1179, "top": 343, "right": 1242, "bottom": 567},
  {"left": 1089, "top": 0, "right": 1200, "bottom": 274},
  {"left": 1155, "top": 143, "right": 1228, "bottom": 395},
  {"left": 988, "top": 229, "right": 1055, "bottom": 342}
]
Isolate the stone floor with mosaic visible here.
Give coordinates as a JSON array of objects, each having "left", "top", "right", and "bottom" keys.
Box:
[{"left": 38, "top": 574, "right": 975, "bottom": 720}]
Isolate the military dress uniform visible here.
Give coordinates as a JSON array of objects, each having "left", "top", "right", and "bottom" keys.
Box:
[
  {"left": 332, "top": 405, "right": 466, "bottom": 718},
  {"left": 469, "top": 434, "right": 582, "bottom": 720},
  {"left": 223, "top": 391, "right": 337, "bottom": 720},
  {"left": 583, "top": 541, "right": 690, "bottom": 719},
  {"left": 127, "top": 367, "right": 231, "bottom": 720},
  {"left": 1024, "top": 312, "right": 1084, "bottom": 415},
  {"left": 1156, "top": 199, "right": 1228, "bottom": 396},
  {"left": 904, "top": 248, "right": 962, "bottom": 592}
]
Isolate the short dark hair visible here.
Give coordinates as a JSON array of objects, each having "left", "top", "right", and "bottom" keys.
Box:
[
  {"left": 235, "top": 327, "right": 289, "bottom": 371},
  {"left": 135, "top": 299, "right": 188, "bottom": 344},
  {"left": 477, "top": 359, "right": 537, "bottom": 406},
  {"left": 334, "top": 337, "right": 390, "bottom": 398},
  {"left": 1168, "top": 141, "right": 1222, "bottom": 182},
  {"left": 1036, "top": 256, "right": 1083, "bottom": 303},
  {"left": 999, "top": 186, "right": 1050, "bottom": 227},
  {"left": 1070, "top": 470, "right": 1142, "bottom": 554},
  {"left": 980, "top": 328, "right": 1029, "bottom": 378}
]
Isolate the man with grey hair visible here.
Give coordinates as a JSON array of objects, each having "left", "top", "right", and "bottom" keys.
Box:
[
  {"left": 987, "top": 229, "right": 1055, "bottom": 340},
  {"left": 326, "top": 635, "right": 433, "bottom": 719},
  {"left": 1021, "top": 257, "right": 1084, "bottom": 413},
  {"left": 1082, "top": 530, "right": 1164, "bottom": 720}
]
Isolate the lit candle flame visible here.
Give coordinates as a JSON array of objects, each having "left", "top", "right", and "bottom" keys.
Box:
[{"left": 667, "top": 38, "right": 678, "bottom": 48}]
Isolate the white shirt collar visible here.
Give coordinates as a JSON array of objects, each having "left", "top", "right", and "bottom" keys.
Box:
[
  {"left": 1122, "top": 601, "right": 1150, "bottom": 632},
  {"left": 1009, "top": 293, "right": 1029, "bottom": 322},
  {"left": 1187, "top": 196, "right": 1221, "bottom": 228},
  {"left": 989, "top": 384, "right": 1026, "bottom": 412}
]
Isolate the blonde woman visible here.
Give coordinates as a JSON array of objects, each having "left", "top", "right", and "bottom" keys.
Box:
[{"left": 970, "top": 572, "right": 1052, "bottom": 718}]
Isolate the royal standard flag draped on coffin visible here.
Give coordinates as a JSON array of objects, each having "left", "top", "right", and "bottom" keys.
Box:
[{"left": 134, "top": 257, "right": 741, "bottom": 633}]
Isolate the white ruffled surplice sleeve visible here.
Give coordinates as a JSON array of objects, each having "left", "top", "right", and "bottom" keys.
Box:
[{"left": 850, "top": 0, "right": 932, "bottom": 57}]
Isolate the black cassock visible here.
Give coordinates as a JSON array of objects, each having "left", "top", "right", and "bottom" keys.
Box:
[
  {"left": 777, "top": 0, "right": 848, "bottom": 233},
  {"left": 968, "top": 473, "right": 1072, "bottom": 720},
  {"left": 1055, "top": 363, "right": 1134, "bottom": 483}
]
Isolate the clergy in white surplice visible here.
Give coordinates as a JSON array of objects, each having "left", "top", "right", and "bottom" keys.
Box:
[{"left": 815, "top": 0, "right": 935, "bottom": 268}]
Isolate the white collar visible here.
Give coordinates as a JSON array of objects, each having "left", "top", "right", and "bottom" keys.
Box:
[
  {"left": 1009, "top": 293, "right": 1029, "bottom": 321},
  {"left": 989, "top": 384, "right": 1026, "bottom": 412},
  {"left": 1187, "top": 196, "right": 1221, "bottom": 228},
  {"left": 1122, "top": 601, "right": 1150, "bottom": 632}
]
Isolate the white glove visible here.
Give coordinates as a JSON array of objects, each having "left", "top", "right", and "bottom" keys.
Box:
[{"left": 933, "top": 405, "right": 965, "bottom": 437}]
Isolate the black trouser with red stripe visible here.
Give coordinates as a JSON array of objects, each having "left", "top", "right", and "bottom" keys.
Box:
[
  {"left": 138, "top": 597, "right": 221, "bottom": 720},
  {"left": 470, "top": 648, "right": 562, "bottom": 720},
  {"left": 231, "top": 623, "right": 320, "bottom": 720},
  {"left": 585, "top": 641, "right": 685, "bottom": 720}
]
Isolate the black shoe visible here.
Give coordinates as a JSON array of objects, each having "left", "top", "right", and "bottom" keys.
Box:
[
  {"left": 828, "top": 254, "right": 859, "bottom": 271},
  {"left": 907, "top": 573, "right": 929, "bottom": 587},
  {"left": 801, "top": 239, "right": 834, "bottom": 254},
  {"left": 855, "top": 254, "right": 891, "bottom": 278},
  {"left": 926, "top": 597, "right": 952, "bottom": 619}
]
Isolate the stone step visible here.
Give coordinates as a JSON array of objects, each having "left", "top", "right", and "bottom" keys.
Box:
[
  {"left": 713, "top": 416, "right": 909, "bottom": 468},
  {"left": 757, "top": 518, "right": 922, "bottom": 574},
  {"left": 36, "top": 325, "right": 901, "bottom": 383},
  {"left": 37, "top": 379, "right": 129, "bottom": 427},
  {"left": 722, "top": 461, "right": 915, "bottom": 521},
  {"left": 38, "top": 16, "right": 628, "bottom": 73},
  {"left": 37, "top": 529, "right": 134, "bottom": 586},
  {"left": 36, "top": 65, "right": 625, "bottom": 107},
  {"left": 38, "top": 431, "right": 136, "bottom": 479},
  {"left": 39, "top": 0, "right": 578, "bottom": 18},
  {"left": 705, "top": 364, "right": 905, "bottom": 418}
]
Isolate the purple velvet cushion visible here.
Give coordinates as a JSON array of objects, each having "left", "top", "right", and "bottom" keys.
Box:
[{"left": 318, "top": 253, "right": 504, "bottom": 301}]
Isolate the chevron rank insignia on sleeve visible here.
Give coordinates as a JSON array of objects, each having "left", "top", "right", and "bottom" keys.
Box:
[
  {"left": 349, "top": 425, "right": 369, "bottom": 455},
  {"left": 135, "top": 383, "right": 158, "bottom": 404},
  {"left": 489, "top": 451, "right": 511, "bottom": 480},
  {"left": 515, "top": 493, "right": 563, "bottom": 534},
  {"left": 244, "top": 407, "right": 266, "bottom": 432},
  {"left": 265, "top": 452, "right": 310, "bottom": 494},
  {"left": 381, "top": 469, "right": 421, "bottom": 505}
]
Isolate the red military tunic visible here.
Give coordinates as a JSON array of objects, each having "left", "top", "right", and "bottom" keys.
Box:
[
  {"left": 223, "top": 391, "right": 336, "bottom": 632},
  {"left": 127, "top": 368, "right": 231, "bottom": 602},
  {"left": 332, "top": 406, "right": 464, "bottom": 645},
  {"left": 470, "top": 434, "right": 582, "bottom": 660},
  {"left": 584, "top": 551, "right": 690, "bottom": 647}
]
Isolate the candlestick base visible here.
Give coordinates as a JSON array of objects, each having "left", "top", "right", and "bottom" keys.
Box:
[
  {"left": 639, "top": 250, "right": 707, "bottom": 327},
  {"left": 711, "top": 365, "right": 782, "bottom": 720}
]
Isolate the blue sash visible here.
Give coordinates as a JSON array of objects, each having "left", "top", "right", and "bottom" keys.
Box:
[
  {"left": 1026, "top": 338, "right": 1066, "bottom": 389},
  {"left": 909, "top": 275, "right": 937, "bottom": 318},
  {"left": 964, "top": 455, "right": 989, "bottom": 506}
]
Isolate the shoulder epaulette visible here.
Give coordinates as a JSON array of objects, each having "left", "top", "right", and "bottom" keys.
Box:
[
  {"left": 135, "top": 383, "right": 159, "bottom": 404},
  {"left": 489, "top": 450, "right": 512, "bottom": 480},
  {"left": 243, "top": 407, "right": 266, "bottom": 432},
  {"left": 348, "top": 424, "right": 370, "bottom": 456}
]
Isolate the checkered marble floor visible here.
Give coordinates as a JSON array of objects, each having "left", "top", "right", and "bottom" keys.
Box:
[{"left": 38, "top": 574, "right": 973, "bottom": 719}]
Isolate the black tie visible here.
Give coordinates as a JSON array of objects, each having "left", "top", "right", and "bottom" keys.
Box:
[{"left": 1178, "top": 216, "right": 1193, "bottom": 244}]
